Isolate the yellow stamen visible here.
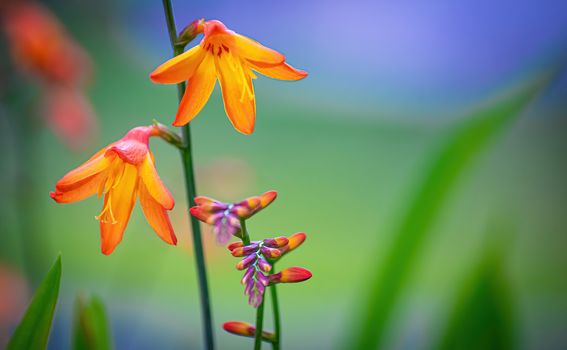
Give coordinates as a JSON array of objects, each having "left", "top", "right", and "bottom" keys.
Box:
[{"left": 96, "top": 193, "right": 117, "bottom": 224}]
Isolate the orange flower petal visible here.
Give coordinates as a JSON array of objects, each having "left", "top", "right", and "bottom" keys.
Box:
[
  {"left": 99, "top": 164, "right": 138, "bottom": 255},
  {"left": 233, "top": 34, "right": 284, "bottom": 66},
  {"left": 50, "top": 171, "right": 106, "bottom": 204},
  {"left": 139, "top": 154, "right": 174, "bottom": 210},
  {"left": 173, "top": 53, "right": 216, "bottom": 126},
  {"left": 149, "top": 45, "right": 206, "bottom": 84},
  {"left": 250, "top": 62, "right": 308, "bottom": 81},
  {"left": 215, "top": 54, "right": 256, "bottom": 134},
  {"left": 55, "top": 148, "right": 111, "bottom": 191},
  {"left": 139, "top": 181, "right": 177, "bottom": 246}
]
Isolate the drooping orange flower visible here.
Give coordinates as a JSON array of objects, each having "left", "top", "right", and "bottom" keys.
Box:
[
  {"left": 150, "top": 20, "right": 308, "bottom": 134},
  {"left": 50, "top": 126, "right": 177, "bottom": 255}
]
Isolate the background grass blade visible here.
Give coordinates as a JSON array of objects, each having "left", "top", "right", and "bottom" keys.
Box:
[
  {"left": 73, "top": 294, "right": 112, "bottom": 350},
  {"left": 348, "top": 76, "right": 548, "bottom": 350},
  {"left": 7, "top": 254, "right": 62, "bottom": 350},
  {"left": 438, "top": 221, "right": 515, "bottom": 350}
]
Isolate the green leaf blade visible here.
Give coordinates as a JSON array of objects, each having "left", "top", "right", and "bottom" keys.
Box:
[
  {"left": 7, "top": 255, "right": 62, "bottom": 350},
  {"left": 348, "top": 76, "right": 548, "bottom": 350},
  {"left": 73, "top": 294, "right": 112, "bottom": 350}
]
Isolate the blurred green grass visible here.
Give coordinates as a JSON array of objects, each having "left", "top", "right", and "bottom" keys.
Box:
[{"left": 1, "top": 18, "right": 567, "bottom": 350}]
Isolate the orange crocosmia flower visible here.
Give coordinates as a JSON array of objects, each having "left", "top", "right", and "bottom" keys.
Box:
[
  {"left": 2, "top": 2, "right": 91, "bottom": 86},
  {"left": 150, "top": 19, "right": 308, "bottom": 134},
  {"left": 50, "top": 126, "right": 177, "bottom": 255}
]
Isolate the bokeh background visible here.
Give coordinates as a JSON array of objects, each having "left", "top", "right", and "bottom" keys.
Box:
[{"left": 1, "top": 0, "right": 567, "bottom": 349}]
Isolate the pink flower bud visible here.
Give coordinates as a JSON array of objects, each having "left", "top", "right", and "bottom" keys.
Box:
[
  {"left": 241, "top": 265, "right": 255, "bottom": 285},
  {"left": 263, "top": 236, "right": 289, "bottom": 248},
  {"left": 227, "top": 241, "right": 243, "bottom": 251},
  {"left": 232, "top": 243, "right": 259, "bottom": 257},
  {"left": 236, "top": 254, "right": 256, "bottom": 270},
  {"left": 223, "top": 321, "right": 276, "bottom": 342},
  {"left": 257, "top": 256, "right": 272, "bottom": 272},
  {"left": 269, "top": 267, "right": 312, "bottom": 284},
  {"left": 260, "top": 246, "right": 281, "bottom": 259}
]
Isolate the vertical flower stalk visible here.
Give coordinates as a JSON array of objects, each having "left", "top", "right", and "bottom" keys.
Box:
[
  {"left": 270, "top": 264, "right": 281, "bottom": 350},
  {"left": 159, "top": 1, "right": 214, "bottom": 349}
]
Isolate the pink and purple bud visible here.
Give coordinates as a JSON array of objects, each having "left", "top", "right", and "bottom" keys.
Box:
[
  {"left": 260, "top": 246, "right": 281, "bottom": 259},
  {"left": 263, "top": 236, "right": 288, "bottom": 248},
  {"left": 189, "top": 191, "right": 277, "bottom": 244},
  {"left": 223, "top": 321, "right": 275, "bottom": 342},
  {"left": 269, "top": 267, "right": 312, "bottom": 284},
  {"left": 236, "top": 254, "right": 257, "bottom": 270},
  {"left": 232, "top": 243, "right": 260, "bottom": 257}
]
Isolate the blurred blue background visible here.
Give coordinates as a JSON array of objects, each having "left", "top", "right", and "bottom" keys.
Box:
[{"left": 1, "top": 0, "right": 567, "bottom": 349}]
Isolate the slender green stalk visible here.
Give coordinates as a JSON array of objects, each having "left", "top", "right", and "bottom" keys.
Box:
[
  {"left": 160, "top": 1, "right": 214, "bottom": 349},
  {"left": 240, "top": 219, "right": 251, "bottom": 245},
  {"left": 270, "top": 267, "right": 281, "bottom": 350},
  {"left": 254, "top": 298, "right": 266, "bottom": 350}
]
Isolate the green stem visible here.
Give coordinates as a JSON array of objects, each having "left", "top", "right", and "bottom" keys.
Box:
[
  {"left": 240, "top": 219, "right": 251, "bottom": 245},
  {"left": 160, "top": 1, "right": 214, "bottom": 349},
  {"left": 254, "top": 297, "right": 266, "bottom": 350},
  {"left": 270, "top": 266, "right": 281, "bottom": 350}
]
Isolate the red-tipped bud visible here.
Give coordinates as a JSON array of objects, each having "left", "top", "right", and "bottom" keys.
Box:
[
  {"left": 177, "top": 19, "right": 205, "bottom": 46},
  {"left": 236, "top": 254, "right": 256, "bottom": 270},
  {"left": 263, "top": 236, "right": 289, "bottom": 248},
  {"left": 223, "top": 321, "right": 275, "bottom": 342},
  {"left": 257, "top": 256, "right": 272, "bottom": 272},
  {"left": 227, "top": 241, "right": 243, "bottom": 251},
  {"left": 232, "top": 244, "right": 259, "bottom": 257},
  {"left": 260, "top": 246, "right": 281, "bottom": 259},
  {"left": 269, "top": 267, "right": 312, "bottom": 284},
  {"left": 281, "top": 232, "right": 306, "bottom": 255}
]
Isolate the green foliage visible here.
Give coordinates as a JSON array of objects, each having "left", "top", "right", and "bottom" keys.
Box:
[
  {"left": 438, "top": 236, "right": 514, "bottom": 350},
  {"left": 348, "top": 77, "right": 548, "bottom": 350},
  {"left": 7, "top": 255, "right": 62, "bottom": 350},
  {"left": 73, "top": 294, "right": 113, "bottom": 350}
]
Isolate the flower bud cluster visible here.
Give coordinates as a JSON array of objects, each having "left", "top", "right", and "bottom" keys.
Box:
[{"left": 228, "top": 233, "right": 311, "bottom": 307}]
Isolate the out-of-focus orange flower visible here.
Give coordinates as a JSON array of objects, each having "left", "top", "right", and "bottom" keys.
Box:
[
  {"left": 50, "top": 126, "right": 177, "bottom": 255},
  {"left": 43, "top": 87, "right": 97, "bottom": 150},
  {"left": 150, "top": 19, "right": 308, "bottom": 134},
  {"left": 2, "top": 2, "right": 91, "bottom": 86},
  {"left": 2, "top": 1, "right": 97, "bottom": 150}
]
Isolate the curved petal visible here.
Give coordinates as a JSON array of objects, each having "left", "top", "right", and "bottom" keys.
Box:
[
  {"left": 215, "top": 54, "right": 256, "bottom": 134},
  {"left": 139, "top": 181, "right": 177, "bottom": 245},
  {"left": 100, "top": 164, "right": 138, "bottom": 255},
  {"left": 172, "top": 53, "right": 217, "bottom": 126},
  {"left": 150, "top": 45, "right": 207, "bottom": 84},
  {"left": 249, "top": 61, "right": 308, "bottom": 81},
  {"left": 50, "top": 171, "right": 107, "bottom": 203},
  {"left": 139, "top": 154, "right": 174, "bottom": 210},
  {"left": 55, "top": 147, "right": 111, "bottom": 191},
  {"left": 232, "top": 34, "right": 284, "bottom": 66}
]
